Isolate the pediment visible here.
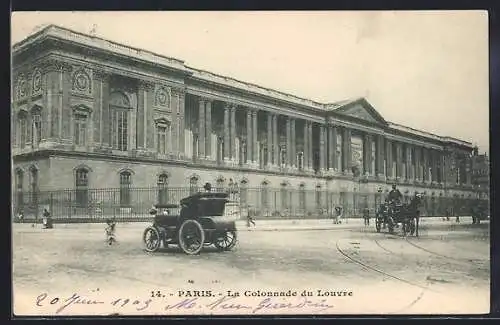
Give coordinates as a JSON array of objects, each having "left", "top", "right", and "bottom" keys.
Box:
[{"left": 333, "top": 98, "right": 387, "bottom": 126}]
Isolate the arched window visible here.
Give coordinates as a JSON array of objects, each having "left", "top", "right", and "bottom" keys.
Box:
[
  {"left": 299, "top": 184, "right": 306, "bottom": 211},
  {"left": 157, "top": 174, "right": 169, "bottom": 204},
  {"left": 29, "top": 167, "right": 38, "bottom": 205},
  {"left": 16, "top": 169, "right": 24, "bottom": 208},
  {"left": 75, "top": 168, "right": 89, "bottom": 206},
  {"left": 280, "top": 182, "right": 288, "bottom": 210},
  {"left": 31, "top": 109, "right": 42, "bottom": 147},
  {"left": 110, "top": 92, "right": 130, "bottom": 152},
  {"left": 240, "top": 179, "right": 248, "bottom": 206},
  {"left": 119, "top": 171, "right": 132, "bottom": 206},
  {"left": 315, "top": 185, "right": 322, "bottom": 208},
  {"left": 189, "top": 175, "right": 199, "bottom": 195},
  {"left": 18, "top": 112, "right": 27, "bottom": 148},
  {"left": 261, "top": 181, "right": 269, "bottom": 209}
]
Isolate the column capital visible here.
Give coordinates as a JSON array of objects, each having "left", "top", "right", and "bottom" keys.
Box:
[{"left": 137, "top": 80, "right": 155, "bottom": 90}]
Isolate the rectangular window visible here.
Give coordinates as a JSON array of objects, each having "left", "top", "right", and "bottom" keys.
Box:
[
  {"left": 299, "top": 188, "right": 306, "bottom": 211},
  {"left": 281, "top": 187, "right": 288, "bottom": 210},
  {"left": 74, "top": 115, "right": 87, "bottom": 146},
  {"left": 261, "top": 187, "right": 269, "bottom": 209},
  {"left": 32, "top": 114, "right": 42, "bottom": 145},
  {"left": 157, "top": 126, "right": 167, "bottom": 154},
  {"left": 112, "top": 109, "right": 128, "bottom": 151},
  {"left": 19, "top": 118, "right": 26, "bottom": 148}
]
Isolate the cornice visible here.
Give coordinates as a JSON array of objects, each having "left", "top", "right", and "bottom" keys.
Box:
[{"left": 39, "top": 58, "right": 73, "bottom": 73}]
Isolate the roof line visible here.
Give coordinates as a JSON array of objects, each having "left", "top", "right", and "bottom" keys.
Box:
[
  {"left": 12, "top": 24, "right": 472, "bottom": 147},
  {"left": 13, "top": 24, "right": 185, "bottom": 65}
]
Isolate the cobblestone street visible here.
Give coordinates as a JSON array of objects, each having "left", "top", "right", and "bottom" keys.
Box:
[{"left": 13, "top": 218, "right": 489, "bottom": 316}]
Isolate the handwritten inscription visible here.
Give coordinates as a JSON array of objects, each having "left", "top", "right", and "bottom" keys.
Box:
[{"left": 34, "top": 289, "right": 348, "bottom": 315}]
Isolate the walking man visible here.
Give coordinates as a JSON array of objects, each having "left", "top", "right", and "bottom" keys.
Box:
[{"left": 363, "top": 207, "right": 370, "bottom": 226}]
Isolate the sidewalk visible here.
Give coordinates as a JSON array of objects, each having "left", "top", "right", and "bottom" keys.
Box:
[{"left": 13, "top": 216, "right": 478, "bottom": 232}]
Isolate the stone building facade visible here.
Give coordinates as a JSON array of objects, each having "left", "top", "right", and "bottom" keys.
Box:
[{"left": 12, "top": 25, "right": 479, "bottom": 216}]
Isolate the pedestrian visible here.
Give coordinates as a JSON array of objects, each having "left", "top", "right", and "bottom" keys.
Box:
[
  {"left": 246, "top": 205, "right": 256, "bottom": 227},
  {"left": 105, "top": 217, "right": 117, "bottom": 245},
  {"left": 42, "top": 208, "right": 53, "bottom": 229},
  {"left": 17, "top": 209, "right": 24, "bottom": 223},
  {"left": 334, "top": 206, "right": 343, "bottom": 224},
  {"left": 363, "top": 207, "right": 370, "bottom": 226}
]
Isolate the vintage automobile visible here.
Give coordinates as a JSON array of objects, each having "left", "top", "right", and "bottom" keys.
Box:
[{"left": 143, "top": 192, "right": 239, "bottom": 255}]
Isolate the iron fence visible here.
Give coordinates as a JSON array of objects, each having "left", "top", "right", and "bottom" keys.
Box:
[{"left": 11, "top": 186, "right": 488, "bottom": 223}]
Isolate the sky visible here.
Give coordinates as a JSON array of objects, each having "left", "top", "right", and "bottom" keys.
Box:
[{"left": 11, "top": 11, "right": 489, "bottom": 154}]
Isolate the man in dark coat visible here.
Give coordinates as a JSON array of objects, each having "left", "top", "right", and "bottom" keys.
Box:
[{"left": 387, "top": 184, "right": 403, "bottom": 205}]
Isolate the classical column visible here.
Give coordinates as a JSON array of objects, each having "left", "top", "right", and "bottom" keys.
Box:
[
  {"left": 395, "top": 142, "right": 403, "bottom": 180},
  {"left": 273, "top": 114, "right": 279, "bottom": 167},
  {"left": 198, "top": 99, "right": 205, "bottom": 158},
  {"left": 286, "top": 117, "right": 291, "bottom": 168},
  {"left": 465, "top": 155, "right": 472, "bottom": 185},
  {"left": 319, "top": 124, "right": 325, "bottom": 172},
  {"left": 308, "top": 121, "right": 313, "bottom": 171},
  {"left": 414, "top": 146, "right": 422, "bottom": 182},
  {"left": 406, "top": 145, "right": 413, "bottom": 181},
  {"left": 267, "top": 112, "right": 273, "bottom": 168},
  {"left": 252, "top": 110, "right": 258, "bottom": 165},
  {"left": 178, "top": 91, "right": 186, "bottom": 158},
  {"left": 223, "top": 104, "right": 230, "bottom": 161},
  {"left": 328, "top": 125, "right": 335, "bottom": 171},
  {"left": 205, "top": 100, "right": 212, "bottom": 160},
  {"left": 439, "top": 151, "right": 445, "bottom": 184},
  {"left": 342, "top": 127, "right": 352, "bottom": 174},
  {"left": 303, "top": 121, "right": 309, "bottom": 171},
  {"left": 136, "top": 80, "right": 153, "bottom": 150},
  {"left": 246, "top": 109, "right": 252, "bottom": 165},
  {"left": 376, "top": 135, "right": 385, "bottom": 178},
  {"left": 363, "top": 134, "right": 371, "bottom": 176},
  {"left": 230, "top": 105, "right": 236, "bottom": 161},
  {"left": 291, "top": 118, "right": 296, "bottom": 168},
  {"left": 385, "top": 138, "right": 393, "bottom": 179},
  {"left": 432, "top": 150, "right": 439, "bottom": 183},
  {"left": 422, "top": 148, "right": 429, "bottom": 183}
]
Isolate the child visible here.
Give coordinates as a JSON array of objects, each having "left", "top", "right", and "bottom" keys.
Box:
[{"left": 105, "top": 218, "right": 117, "bottom": 245}]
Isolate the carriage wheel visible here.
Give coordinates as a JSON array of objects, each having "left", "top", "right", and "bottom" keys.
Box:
[
  {"left": 214, "top": 230, "right": 238, "bottom": 251},
  {"left": 178, "top": 220, "right": 205, "bottom": 255},
  {"left": 143, "top": 226, "right": 161, "bottom": 252}
]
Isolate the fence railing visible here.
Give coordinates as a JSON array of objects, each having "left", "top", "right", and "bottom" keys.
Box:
[{"left": 11, "top": 186, "right": 489, "bottom": 223}]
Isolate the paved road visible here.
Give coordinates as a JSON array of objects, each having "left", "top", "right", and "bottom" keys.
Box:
[{"left": 13, "top": 220, "right": 489, "bottom": 316}]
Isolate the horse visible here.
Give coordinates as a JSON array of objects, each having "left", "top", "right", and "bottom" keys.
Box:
[
  {"left": 375, "top": 203, "right": 389, "bottom": 232},
  {"left": 388, "top": 194, "right": 424, "bottom": 237}
]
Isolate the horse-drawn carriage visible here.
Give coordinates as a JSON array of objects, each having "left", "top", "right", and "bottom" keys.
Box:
[
  {"left": 375, "top": 193, "right": 424, "bottom": 237},
  {"left": 143, "top": 191, "right": 239, "bottom": 255}
]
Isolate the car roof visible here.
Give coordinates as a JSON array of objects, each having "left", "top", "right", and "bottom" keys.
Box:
[{"left": 180, "top": 192, "right": 229, "bottom": 205}]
